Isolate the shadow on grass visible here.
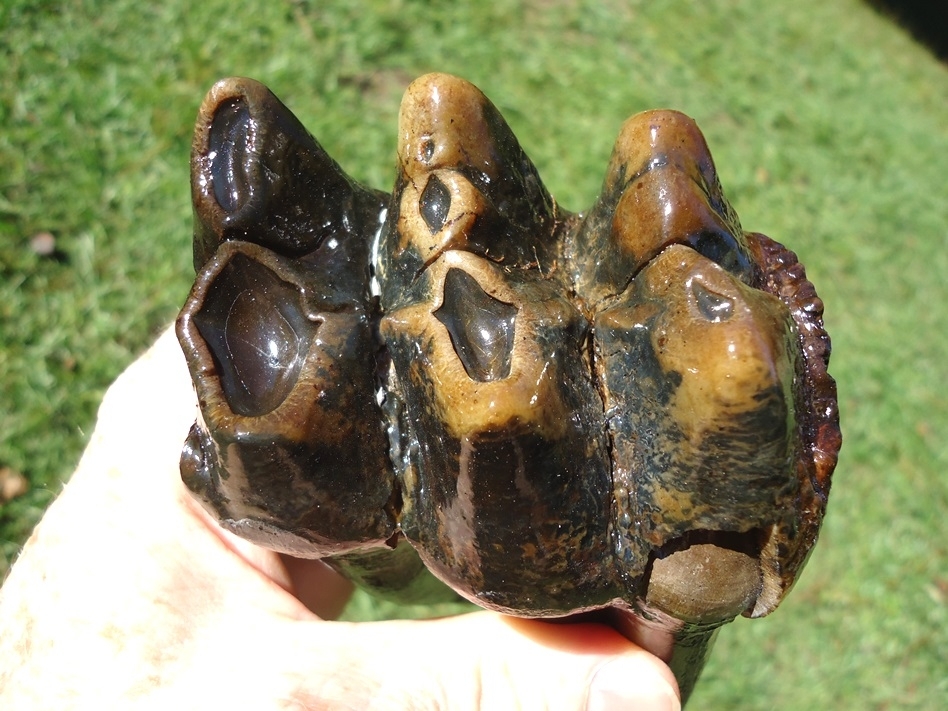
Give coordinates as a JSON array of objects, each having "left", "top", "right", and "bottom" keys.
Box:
[{"left": 866, "top": 0, "right": 948, "bottom": 59}]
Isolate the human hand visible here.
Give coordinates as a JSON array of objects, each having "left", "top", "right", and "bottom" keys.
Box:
[{"left": 0, "top": 327, "right": 680, "bottom": 710}]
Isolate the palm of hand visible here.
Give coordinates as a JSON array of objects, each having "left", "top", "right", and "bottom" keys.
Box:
[{"left": 0, "top": 328, "right": 678, "bottom": 710}]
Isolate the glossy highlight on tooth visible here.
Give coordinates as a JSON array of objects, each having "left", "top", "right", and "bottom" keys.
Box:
[{"left": 208, "top": 98, "right": 253, "bottom": 213}]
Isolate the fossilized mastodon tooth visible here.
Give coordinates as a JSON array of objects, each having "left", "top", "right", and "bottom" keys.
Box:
[{"left": 177, "top": 73, "right": 840, "bottom": 703}]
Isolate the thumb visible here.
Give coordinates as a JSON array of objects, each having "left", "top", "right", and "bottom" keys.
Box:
[{"left": 288, "top": 613, "right": 681, "bottom": 710}]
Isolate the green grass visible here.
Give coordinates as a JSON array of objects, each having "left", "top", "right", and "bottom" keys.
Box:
[{"left": 2, "top": 0, "right": 946, "bottom": 707}]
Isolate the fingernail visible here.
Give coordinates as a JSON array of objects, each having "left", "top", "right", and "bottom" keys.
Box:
[{"left": 587, "top": 658, "right": 681, "bottom": 711}]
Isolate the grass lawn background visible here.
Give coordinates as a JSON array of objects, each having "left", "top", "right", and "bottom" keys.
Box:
[{"left": 2, "top": 0, "right": 946, "bottom": 708}]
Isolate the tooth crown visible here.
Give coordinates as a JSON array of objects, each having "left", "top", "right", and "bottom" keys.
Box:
[{"left": 177, "top": 74, "right": 839, "bottom": 628}]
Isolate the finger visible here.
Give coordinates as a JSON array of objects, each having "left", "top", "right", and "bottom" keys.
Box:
[
  {"left": 89, "top": 325, "right": 197, "bottom": 469},
  {"left": 49, "top": 327, "right": 314, "bottom": 618},
  {"left": 278, "top": 613, "right": 681, "bottom": 710}
]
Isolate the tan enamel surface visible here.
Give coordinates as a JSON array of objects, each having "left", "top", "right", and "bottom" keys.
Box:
[
  {"left": 640, "top": 246, "right": 796, "bottom": 445},
  {"left": 398, "top": 74, "right": 501, "bottom": 181},
  {"left": 396, "top": 169, "right": 487, "bottom": 262},
  {"left": 381, "top": 250, "right": 575, "bottom": 440},
  {"left": 608, "top": 111, "right": 730, "bottom": 267}
]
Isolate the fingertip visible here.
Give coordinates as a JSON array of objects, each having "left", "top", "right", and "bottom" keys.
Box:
[
  {"left": 586, "top": 655, "right": 681, "bottom": 711},
  {"left": 421, "top": 614, "right": 681, "bottom": 711},
  {"left": 291, "top": 612, "right": 682, "bottom": 710}
]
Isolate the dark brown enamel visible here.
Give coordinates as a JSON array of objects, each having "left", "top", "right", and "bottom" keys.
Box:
[
  {"left": 176, "top": 240, "right": 395, "bottom": 557},
  {"left": 190, "top": 77, "right": 387, "bottom": 283},
  {"left": 190, "top": 252, "right": 314, "bottom": 417}
]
